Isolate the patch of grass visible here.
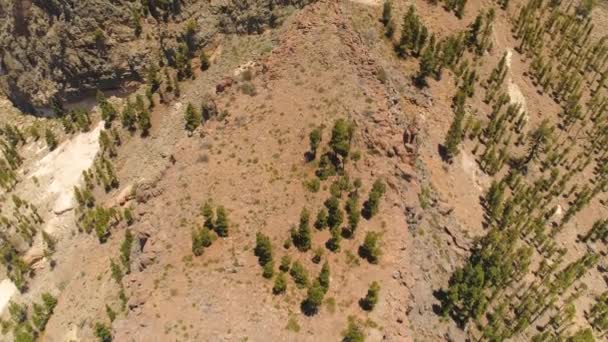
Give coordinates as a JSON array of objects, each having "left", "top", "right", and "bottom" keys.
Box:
[
  {"left": 304, "top": 178, "right": 321, "bottom": 193},
  {"left": 364, "top": 318, "right": 379, "bottom": 329},
  {"left": 345, "top": 250, "right": 360, "bottom": 267},
  {"left": 377, "top": 67, "right": 388, "bottom": 84},
  {"left": 419, "top": 185, "right": 433, "bottom": 210},
  {"left": 240, "top": 82, "right": 257, "bottom": 96},
  {"left": 325, "top": 297, "right": 336, "bottom": 314},
  {"left": 286, "top": 315, "right": 301, "bottom": 332}
]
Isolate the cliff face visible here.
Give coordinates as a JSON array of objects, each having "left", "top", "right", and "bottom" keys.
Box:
[
  {"left": 0, "top": 0, "right": 316, "bottom": 114},
  {"left": 0, "top": 0, "right": 149, "bottom": 113}
]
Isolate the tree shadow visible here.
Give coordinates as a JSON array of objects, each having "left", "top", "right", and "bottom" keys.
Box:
[
  {"left": 304, "top": 151, "right": 315, "bottom": 162},
  {"left": 341, "top": 227, "right": 354, "bottom": 239},
  {"left": 300, "top": 300, "right": 318, "bottom": 316},
  {"left": 361, "top": 202, "right": 372, "bottom": 220},
  {"left": 359, "top": 298, "right": 373, "bottom": 311},
  {"left": 437, "top": 144, "right": 451, "bottom": 163}
]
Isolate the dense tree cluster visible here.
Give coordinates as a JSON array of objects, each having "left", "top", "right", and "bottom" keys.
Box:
[
  {"left": 4, "top": 293, "right": 57, "bottom": 342},
  {"left": 255, "top": 232, "right": 274, "bottom": 279},
  {"left": 118, "top": 95, "right": 152, "bottom": 136},
  {"left": 444, "top": 0, "right": 468, "bottom": 19},
  {"left": 396, "top": 6, "right": 428, "bottom": 58},
  {"left": 466, "top": 9, "right": 495, "bottom": 56},
  {"left": 588, "top": 291, "right": 608, "bottom": 333},
  {"left": 192, "top": 200, "right": 229, "bottom": 255}
]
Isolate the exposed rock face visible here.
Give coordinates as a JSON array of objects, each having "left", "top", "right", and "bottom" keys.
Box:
[
  {"left": 0, "top": 0, "right": 150, "bottom": 113},
  {"left": 215, "top": 0, "right": 317, "bottom": 34},
  {"left": 0, "top": 0, "right": 317, "bottom": 113}
]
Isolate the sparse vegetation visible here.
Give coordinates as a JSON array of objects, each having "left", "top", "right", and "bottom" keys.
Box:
[
  {"left": 359, "top": 281, "right": 380, "bottom": 311},
  {"left": 273, "top": 272, "right": 287, "bottom": 294},
  {"left": 359, "top": 231, "right": 381, "bottom": 264},
  {"left": 342, "top": 316, "right": 365, "bottom": 342},
  {"left": 362, "top": 179, "right": 386, "bottom": 219},
  {"left": 44, "top": 129, "right": 58, "bottom": 151},
  {"left": 289, "top": 261, "right": 309, "bottom": 289},
  {"left": 291, "top": 208, "right": 312, "bottom": 252}
]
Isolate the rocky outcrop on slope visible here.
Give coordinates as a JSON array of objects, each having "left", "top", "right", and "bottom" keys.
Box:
[
  {"left": 215, "top": 0, "right": 317, "bottom": 34},
  {"left": 0, "top": 0, "right": 316, "bottom": 114},
  {"left": 0, "top": 0, "right": 152, "bottom": 113}
]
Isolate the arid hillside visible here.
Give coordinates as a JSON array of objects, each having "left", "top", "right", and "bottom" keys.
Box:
[{"left": 0, "top": 0, "right": 608, "bottom": 341}]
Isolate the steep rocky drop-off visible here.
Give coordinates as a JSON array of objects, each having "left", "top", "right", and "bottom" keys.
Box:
[{"left": 0, "top": 0, "right": 316, "bottom": 114}]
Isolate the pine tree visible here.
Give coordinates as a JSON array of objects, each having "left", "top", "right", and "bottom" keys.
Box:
[
  {"left": 359, "top": 231, "right": 381, "bottom": 264},
  {"left": 121, "top": 100, "right": 137, "bottom": 131},
  {"left": 94, "top": 322, "right": 112, "bottom": 342},
  {"left": 131, "top": 8, "right": 142, "bottom": 37},
  {"left": 343, "top": 318, "right": 365, "bottom": 342},
  {"left": 147, "top": 64, "right": 161, "bottom": 93},
  {"left": 192, "top": 228, "right": 210, "bottom": 256},
  {"left": 524, "top": 119, "right": 552, "bottom": 165},
  {"left": 184, "top": 103, "right": 201, "bottom": 133},
  {"left": 200, "top": 50, "right": 210, "bottom": 71},
  {"left": 254, "top": 232, "right": 273, "bottom": 266},
  {"left": 318, "top": 261, "right": 330, "bottom": 293},
  {"left": 443, "top": 102, "right": 466, "bottom": 161},
  {"left": 171, "top": 72, "right": 181, "bottom": 97},
  {"left": 215, "top": 206, "right": 229, "bottom": 237},
  {"left": 184, "top": 19, "right": 198, "bottom": 56},
  {"left": 397, "top": 6, "right": 428, "bottom": 58},
  {"left": 262, "top": 260, "right": 274, "bottom": 279},
  {"left": 279, "top": 255, "right": 291, "bottom": 272},
  {"left": 120, "top": 229, "right": 133, "bottom": 272},
  {"left": 309, "top": 127, "right": 322, "bottom": 160},
  {"left": 315, "top": 208, "right": 328, "bottom": 230},
  {"left": 312, "top": 247, "right": 324, "bottom": 264},
  {"left": 325, "top": 196, "right": 344, "bottom": 229},
  {"left": 330, "top": 119, "right": 354, "bottom": 163},
  {"left": 416, "top": 36, "right": 438, "bottom": 87},
  {"left": 301, "top": 280, "right": 325, "bottom": 315},
  {"left": 289, "top": 261, "right": 309, "bottom": 288},
  {"left": 176, "top": 43, "right": 193, "bottom": 80},
  {"left": 455, "top": 0, "right": 468, "bottom": 19},
  {"left": 110, "top": 258, "right": 123, "bottom": 284},
  {"left": 45, "top": 129, "right": 58, "bottom": 151},
  {"left": 345, "top": 193, "right": 361, "bottom": 237},
  {"left": 360, "top": 281, "right": 380, "bottom": 311},
  {"left": 385, "top": 18, "right": 396, "bottom": 38},
  {"left": 202, "top": 201, "right": 214, "bottom": 230},
  {"left": 292, "top": 208, "right": 312, "bottom": 251},
  {"left": 381, "top": 1, "right": 392, "bottom": 26},
  {"left": 273, "top": 273, "right": 287, "bottom": 294},
  {"left": 467, "top": 12, "right": 483, "bottom": 48},
  {"left": 97, "top": 91, "right": 117, "bottom": 127},
  {"left": 138, "top": 107, "right": 151, "bottom": 136},
  {"left": 105, "top": 304, "right": 116, "bottom": 322},
  {"left": 326, "top": 226, "right": 342, "bottom": 252},
  {"left": 362, "top": 180, "right": 386, "bottom": 219}
]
